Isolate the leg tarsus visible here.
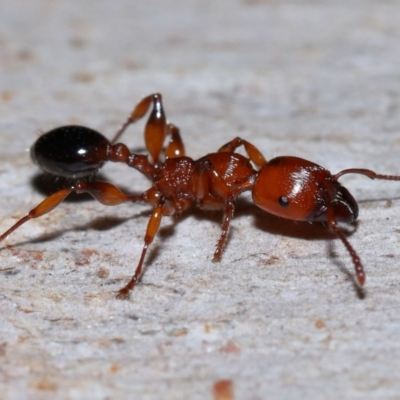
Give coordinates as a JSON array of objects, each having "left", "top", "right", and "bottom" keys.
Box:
[
  {"left": 325, "top": 198, "right": 366, "bottom": 287},
  {"left": 116, "top": 244, "right": 149, "bottom": 300},
  {"left": 213, "top": 200, "right": 235, "bottom": 262},
  {"left": 116, "top": 201, "right": 164, "bottom": 299},
  {"left": 110, "top": 94, "right": 186, "bottom": 166},
  {"left": 0, "top": 187, "right": 73, "bottom": 242},
  {"left": 111, "top": 93, "right": 163, "bottom": 144}
]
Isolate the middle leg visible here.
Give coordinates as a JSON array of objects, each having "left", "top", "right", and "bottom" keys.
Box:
[
  {"left": 194, "top": 158, "right": 236, "bottom": 262},
  {"left": 117, "top": 199, "right": 165, "bottom": 299}
]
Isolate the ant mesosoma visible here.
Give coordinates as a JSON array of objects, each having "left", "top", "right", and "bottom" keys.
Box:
[{"left": 1, "top": 93, "right": 399, "bottom": 299}]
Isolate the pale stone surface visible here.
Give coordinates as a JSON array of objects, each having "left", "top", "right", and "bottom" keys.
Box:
[{"left": 1, "top": 1, "right": 400, "bottom": 399}]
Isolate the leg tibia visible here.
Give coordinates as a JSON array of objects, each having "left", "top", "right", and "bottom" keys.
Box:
[{"left": 325, "top": 197, "right": 365, "bottom": 287}]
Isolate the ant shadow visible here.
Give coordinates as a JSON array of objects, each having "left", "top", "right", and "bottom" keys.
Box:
[
  {"left": 238, "top": 198, "right": 365, "bottom": 298},
  {"left": 189, "top": 197, "right": 363, "bottom": 298},
  {"left": 187, "top": 196, "right": 358, "bottom": 241},
  {"left": 32, "top": 173, "right": 100, "bottom": 203}
]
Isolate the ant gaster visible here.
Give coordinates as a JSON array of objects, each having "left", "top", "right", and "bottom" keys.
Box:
[{"left": 1, "top": 93, "right": 399, "bottom": 299}]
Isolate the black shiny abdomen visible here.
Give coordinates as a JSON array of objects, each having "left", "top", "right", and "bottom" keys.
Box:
[{"left": 31, "top": 126, "right": 111, "bottom": 178}]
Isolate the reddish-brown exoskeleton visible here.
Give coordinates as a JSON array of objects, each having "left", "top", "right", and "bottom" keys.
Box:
[{"left": 1, "top": 93, "right": 399, "bottom": 298}]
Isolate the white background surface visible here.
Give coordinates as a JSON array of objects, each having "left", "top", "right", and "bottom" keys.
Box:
[{"left": 1, "top": 1, "right": 400, "bottom": 399}]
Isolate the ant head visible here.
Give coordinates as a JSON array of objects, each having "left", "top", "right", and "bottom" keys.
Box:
[
  {"left": 252, "top": 156, "right": 358, "bottom": 223},
  {"left": 31, "top": 126, "right": 111, "bottom": 179}
]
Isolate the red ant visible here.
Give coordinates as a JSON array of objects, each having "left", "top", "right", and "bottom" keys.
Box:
[{"left": 1, "top": 93, "right": 399, "bottom": 299}]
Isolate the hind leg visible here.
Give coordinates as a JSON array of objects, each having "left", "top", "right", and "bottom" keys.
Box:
[{"left": 0, "top": 181, "right": 148, "bottom": 243}]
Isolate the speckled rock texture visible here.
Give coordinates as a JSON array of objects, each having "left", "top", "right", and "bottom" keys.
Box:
[{"left": 1, "top": 1, "right": 400, "bottom": 399}]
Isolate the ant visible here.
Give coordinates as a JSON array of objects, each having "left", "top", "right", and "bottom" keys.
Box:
[{"left": 1, "top": 93, "right": 400, "bottom": 299}]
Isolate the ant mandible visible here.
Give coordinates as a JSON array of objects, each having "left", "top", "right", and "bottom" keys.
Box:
[{"left": 1, "top": 93, "right": 399, "bottom": 299}]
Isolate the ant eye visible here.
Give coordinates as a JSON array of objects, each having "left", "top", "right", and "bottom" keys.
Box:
[{"left": 278, "top": 196, "right": 289, "bottom": 207}]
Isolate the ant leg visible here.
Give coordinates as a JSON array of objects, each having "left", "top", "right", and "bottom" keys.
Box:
[
  {"left": 195, "top": 159, "right": 235, "bottom": 262},
  {"left": 0, "top": 182, "right": 148, "bottom": 243},
  {"left": 74, "top": 181, "right": 149, "bottom": 205},
  {"left": 218, "top": 137, "right": 266, "bottom": 168},
  {"left": 329, "top": 168, "right": 400, "bottom": 285},
  {"left": 325, "top": 199, "right": 365, "bottom": 287},
  {"left": 0, "top": 188, "right": 73, "bottom": 242},
  {"left": 110, "top": 93, "right": 168, "bottom": 165},
  {"left": 165, "top": 123, "right": 186, "bottom": 158},
  {"left": 117, "top": 200, "right": 164, "bottom": 299},
  {"left": 213, "top": 200, "right": 235, "bottom": 262},
  {"left": 111, "top": 93, "right": 165, "bottom": 143}
]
